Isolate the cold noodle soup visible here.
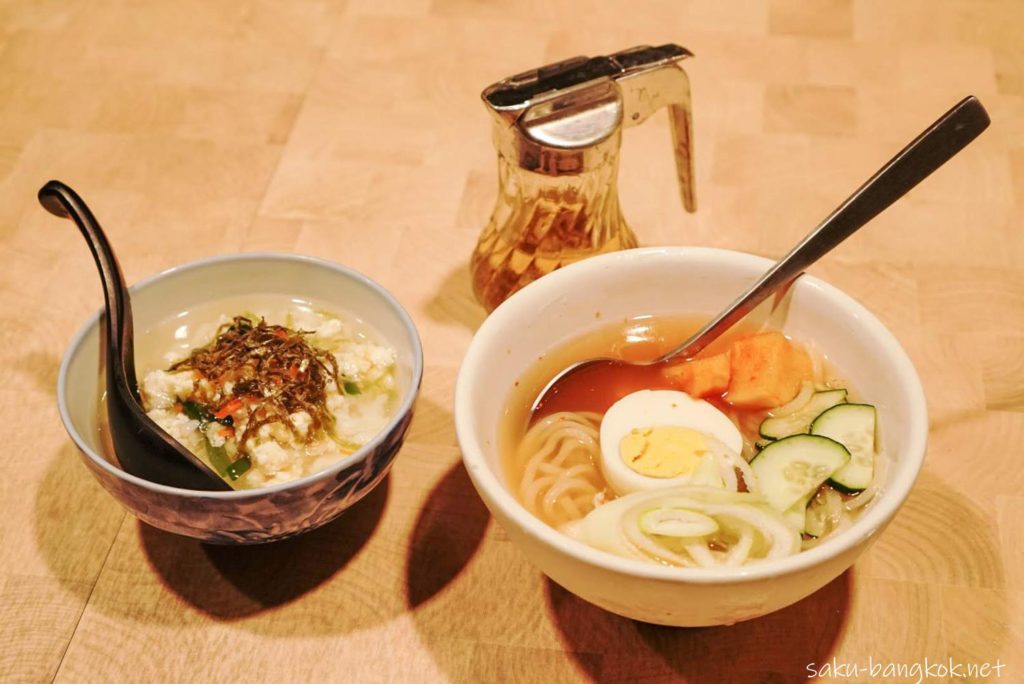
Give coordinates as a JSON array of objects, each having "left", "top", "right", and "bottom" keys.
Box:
[{"left": 501, "top": 316, "right": 885, "bottom": 569}]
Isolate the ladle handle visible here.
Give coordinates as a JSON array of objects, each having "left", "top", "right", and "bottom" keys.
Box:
[
  {"left": 38, "top": 180, "right": 138, "bottom": 394},
  {"left": 662, "top": 95, "right": 990, "bottom": 361}
]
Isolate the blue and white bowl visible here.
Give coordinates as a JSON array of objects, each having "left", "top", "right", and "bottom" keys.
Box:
[{"left": 58, "top": 253, "right": 422, "bottom": 544}]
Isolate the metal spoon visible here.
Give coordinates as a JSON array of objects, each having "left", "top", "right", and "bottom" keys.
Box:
[
  {"left": 532, "top": 95, "right": 990, "bottom": 414},
  {"left": 40, "top": 181, "right": 230, "bottom": 491}
]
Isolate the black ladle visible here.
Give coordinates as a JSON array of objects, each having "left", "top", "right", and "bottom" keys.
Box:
[{"left": 41, "top": 181, "right": 230, "bottom": 491}]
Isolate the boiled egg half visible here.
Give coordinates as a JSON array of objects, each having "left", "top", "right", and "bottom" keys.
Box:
[{"left": 598, "top": 389, "right": 743, "bottom": 495}]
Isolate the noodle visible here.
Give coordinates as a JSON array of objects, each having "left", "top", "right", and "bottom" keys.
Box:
[
  {"left": 522, "top": 475, "right": 557, "bottom": 511},
  {"left": 516, "top": 412, "right": 605, "bottom": 527}
]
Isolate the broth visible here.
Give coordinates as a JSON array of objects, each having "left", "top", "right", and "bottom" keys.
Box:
[
  {"left": 502, "top": 315, "right": 767, "bottom": 491},
  {"left": 500, "top": 315, "right": 879, "bottom": 567}
]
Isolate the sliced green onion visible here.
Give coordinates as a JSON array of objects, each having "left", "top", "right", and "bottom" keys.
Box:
[
  {"left": 343, "top": 381, "right": 361, "bottom": 395},
  {"left": 639, "top": 508, "right": 719, "bottom": 538},
  {"left": 182, "top": 399, "right": 234, "bottom": 426},
  {"left": 182, "top": 400, "right": 210, "bottom": 424},
  {"left": 203, "top": 437, "right": 231, "bottom": 477},
  {"left": 226, "top": 456, "right": 251, "bottom": 480}
]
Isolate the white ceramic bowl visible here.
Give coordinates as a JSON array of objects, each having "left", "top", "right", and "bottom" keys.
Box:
[
  {"left": 455, "top": 246, "right": 927, "bottom": 626},
  {"left": 58, "top": 253, "right": 422, "bottom": 544}
]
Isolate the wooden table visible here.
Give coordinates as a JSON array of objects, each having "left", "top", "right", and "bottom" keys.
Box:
[{"left": 2, "top": 1, "right": 1021, "bottom": 681}]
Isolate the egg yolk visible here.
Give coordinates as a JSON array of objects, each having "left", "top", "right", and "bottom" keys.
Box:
[{"left": 619, "top": 426, "right": 707, "bottom": 478}]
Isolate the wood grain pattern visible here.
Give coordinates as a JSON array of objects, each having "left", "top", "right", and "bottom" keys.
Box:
[{"left": 1, "top": 0, "right": 1022, "bottom": 681}]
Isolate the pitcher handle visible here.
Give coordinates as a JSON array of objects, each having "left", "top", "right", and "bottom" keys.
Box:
[{"left": 615, "top": 46, "right": 697, "bottom": 212}]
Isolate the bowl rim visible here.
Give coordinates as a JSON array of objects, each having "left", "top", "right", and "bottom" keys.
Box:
[
  {"left": 455, "top": 245, "right": 928, "bottom": 584},
  {"left": 57, "top": 251, "right": 424, "bottom": 498}
]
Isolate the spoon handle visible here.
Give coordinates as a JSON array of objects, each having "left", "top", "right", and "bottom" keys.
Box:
[
  {"left": 38, "top": 180, "right": 139, "bottom": 395},
  {"left": 663, "top": 95, "right": 990, "bottom": 361}
]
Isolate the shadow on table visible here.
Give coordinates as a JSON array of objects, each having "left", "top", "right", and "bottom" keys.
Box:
[
  {"left": 404, "top": 460, "right": 491, "bottom": 608},
  {"left": 138, "top": 476, "right": 390, "bottom": 623},
  {"left": 398, "top": 455, "right": 850, "bottom": 682},
  {"left": 15, "top": 350, "right": 60, "bottom": 397},
  {"left": 423, "top": 264, "right": 486, "bottom": 333},
  {"left": 546, "top": 570, "right": 851, "bottom": 683}
]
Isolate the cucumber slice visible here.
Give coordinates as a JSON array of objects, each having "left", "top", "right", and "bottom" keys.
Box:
[
  {"left": 811, "top": 403, "right": 876, "bottom": 492},
  {"left": 759, "top": 389, "right": 848, "bottom": 440},
  {"left": 750, "top": 434, "right": 850, "bottom": 512}
]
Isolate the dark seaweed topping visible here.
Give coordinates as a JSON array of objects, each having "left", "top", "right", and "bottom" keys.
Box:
[{"left": 170, "top": 316, "right": 342, "bottom": 455}]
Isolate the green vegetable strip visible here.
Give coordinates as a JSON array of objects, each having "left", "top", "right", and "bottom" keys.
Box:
[
  {"left": 182, "top": 400, "right": 208, "bottom": 423},
  {"left": 226, "top": 456, "right": 252, "bottom": 480},
  {"left": 181, "top": 400, "right": 242, "bottom": 479},
  {"left": 204, "top": 436, "right": 232, "bottom": 478}
]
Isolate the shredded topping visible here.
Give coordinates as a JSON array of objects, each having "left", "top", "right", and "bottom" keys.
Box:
[{"left": 169, "top": 316, "right": 341, "bottom": 454}]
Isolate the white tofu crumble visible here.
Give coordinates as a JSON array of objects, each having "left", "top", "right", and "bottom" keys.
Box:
[
  {"left": 146, "top": 409, "right": 203, "bottom": 453},
  {"left": 327, "top": 392, "right": 392, "bottom": 445},
  {"left": 290, "top": 411, "right": 313, "bottom": 438},
  {"left": 334, "top": 343, "right": 397, "bottom": 384},
  {"left": 142, "top": 369, "right": 197, "bottom": 410},
  {"left": 140, "top": 307, "right": 399, "bottom": 489}
]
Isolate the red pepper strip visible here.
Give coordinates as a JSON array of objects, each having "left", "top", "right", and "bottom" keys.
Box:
[{"left": 214, "top": 398, "right": 244, "bottom": 420}]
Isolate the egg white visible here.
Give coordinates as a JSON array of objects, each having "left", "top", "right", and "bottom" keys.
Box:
[{"left": 598, "top": 390, "right": 743, "bottom": 495}]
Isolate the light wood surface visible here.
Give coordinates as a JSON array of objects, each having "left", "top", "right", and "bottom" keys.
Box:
[{"left": 2, "top": 1, "right": 1022, "bottom": 682}]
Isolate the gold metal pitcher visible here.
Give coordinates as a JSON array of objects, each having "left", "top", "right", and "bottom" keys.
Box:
[{"left": 470, "top": 44, "right": 697, "bottom": 312}]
